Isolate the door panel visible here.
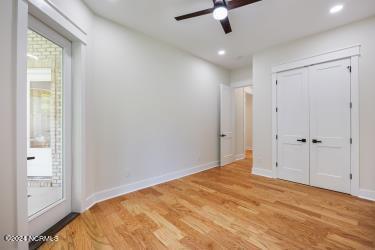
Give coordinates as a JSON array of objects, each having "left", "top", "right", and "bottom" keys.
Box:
[
  {"left": 309, "top": 59, "right": 351, "bottom": 193},
  {"left": 28, "top": 15, "right": 72, "bottom": 236},
  {"left": 277, "top": 68, "right": 309, "bottom": 184},
  {"left": 220, "top": 84, "right": 234, "bottom": 166}
]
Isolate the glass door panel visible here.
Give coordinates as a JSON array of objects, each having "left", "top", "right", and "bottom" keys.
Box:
[
  {"left": 27, "top": 15, "right": 72, "bottom": 237},
  {"left": 27, "top": 29, "right": 64, "bottom": 218}
]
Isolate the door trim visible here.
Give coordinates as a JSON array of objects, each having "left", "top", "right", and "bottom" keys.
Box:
[
  {"left": 16, "top": 2, "right": 29, "bottom": 248},
  {"left": 272, "top": 45, "right": 360, "bottom": 73},
  {"left": 28, "top": 0, "right": 87, "bottom": 44},
  {"left": 231, "top": 83, "right": 253, "bottom": 166},
  {"left": 27, "top": 14, "right": 72, "bottom": 236},
  {"left": 271, "top": 45, "right": 360, "bottom": 197}
]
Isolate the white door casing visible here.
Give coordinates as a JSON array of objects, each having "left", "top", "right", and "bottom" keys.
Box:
[
  {"left": 220, "top": 84, "right": 234, "bottom": 166},
  {"left": 309, "top": 59, "right": 351, "bottom": 193},
  {"left": 276, "top": 68, "right": 310, "bottom": 185}
]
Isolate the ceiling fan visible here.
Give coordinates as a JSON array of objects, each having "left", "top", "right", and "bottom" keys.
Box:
[{"left": 174, "top": 0, "right": 262, "bottom": 34}]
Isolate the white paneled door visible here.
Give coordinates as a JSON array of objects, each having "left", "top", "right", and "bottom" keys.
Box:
[
  {"left": 309, "top": 59, "right": 351, "bottom": 193},
  {"left": 220, "top": 84, "right": 234, "bottom": 166},
  {"left": 277, "top": 68, "right": 310, "bottom": 185},
  {"left": 276, "top": 58, "right": 352, "bottom": 193}
]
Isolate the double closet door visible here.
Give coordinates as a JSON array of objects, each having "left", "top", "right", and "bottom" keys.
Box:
[{"left": 277, "top": 58, "right": 351, "bottom": 193}]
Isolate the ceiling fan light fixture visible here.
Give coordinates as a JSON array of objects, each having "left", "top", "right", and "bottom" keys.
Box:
[
  {"left": 174, "top": 0, "right": 262, "bottom": 34},
  {"left": 213, "top": 6, "right": 228, "bottom": 20}
]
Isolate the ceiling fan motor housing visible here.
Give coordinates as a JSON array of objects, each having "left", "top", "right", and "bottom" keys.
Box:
[{"left": 214, "top": 0, "right": 227, "bottom": 8}]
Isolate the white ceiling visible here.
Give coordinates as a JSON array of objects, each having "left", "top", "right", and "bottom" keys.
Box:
[{"left": 83, "top": 0, "right": 375, "bottom": 69}]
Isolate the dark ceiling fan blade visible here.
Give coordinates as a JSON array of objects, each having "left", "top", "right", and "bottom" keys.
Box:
[
  {"left": 175, "top": 8, "right": 215, "bottom": 21},
  {"left": 220, "top": 17, "right": 232, "bottom": 34},
  {"left": 227, "top": 0, "right": 262, "bottom": 10}
]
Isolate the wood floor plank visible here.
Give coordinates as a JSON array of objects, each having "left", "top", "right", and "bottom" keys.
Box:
[{"left": 41, "top": 151, "right": 375, "bottom": 249}]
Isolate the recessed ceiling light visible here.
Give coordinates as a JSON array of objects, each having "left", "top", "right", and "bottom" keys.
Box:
[
  {"left": 330, "top": 4, "right": 344, "bottom": 14},
  {"left": 213, "top": 6, "right": 228, "bottom": 20},
  {"left": 218, "top": 50, "right": 226, "bottom": 56}
]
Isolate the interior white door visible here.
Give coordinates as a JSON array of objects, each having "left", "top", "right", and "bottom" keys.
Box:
[
  {"left": 27, "top": 15, "right": 72, "bottom": 236},
  {"left": 220, "top": 84, "right": 234, "bottom": 166},
  {"left": 277, "top": 68, "right": 310, "bottom": 184},
  {"left": 309, "top": 59, "right": 351, "bottom": 193}
]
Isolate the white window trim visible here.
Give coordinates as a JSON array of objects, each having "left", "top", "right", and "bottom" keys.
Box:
[{"left": 271, "top": 45, "right": 360, "bottom": 198}]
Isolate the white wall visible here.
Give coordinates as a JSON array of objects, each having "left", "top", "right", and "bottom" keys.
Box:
[
  {"left": 48, "top": 0, "right": 230, "bottom": 200},
  {"left": 0, "top": 0, "right": 17, "bottom": 249},
  {"left": 87, "top": 17, "right": 229, "bottom": 194},
  {"left": 2, "top": 0, "right": 228, "bottom": 236},
  {"left": 253, "top": 16, "right": 375, "bottom": 191},
  {"left": 230, "top": 65, "right": 252, "bottom": 85}
]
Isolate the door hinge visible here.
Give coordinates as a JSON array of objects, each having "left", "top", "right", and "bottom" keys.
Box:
[
  {"left": 276, "top": 107, "right": 278, "bottom": 112},
  {"left": 350, "top": 102, "right": 352, "bottom": 109},
  {"left": 276, "top": 162, "right": 278, "bottom": 167},
  {"left": 347, "top": 66, "right": 352, "bottom": 72},
  {"left": 350, "top": 138, "right": 353, "bottom": 144},
  {"left": 276, "top": 134, "right": 278, "bottom": 140},
  {"left": 276, "top": 80, "right": 278, "bottom": 85},
  {"left": 350, "top": 173, "right": 353, "bottom": 180}
]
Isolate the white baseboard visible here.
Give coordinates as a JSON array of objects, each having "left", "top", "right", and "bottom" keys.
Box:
[
  {"left": 235, "top": 153, "right": 245, "bottom": 161},
  {"left": 250, "top": 169, "right": 375, "bottom": 202},
  {"left": 85, "top": 193, "right": 96, "bottom": 211},
  {"left": 84, "top": 162, "right": 374, "bottom": 211},
  {"left": 84, "top": 161, "right": 219, "bottom": 210},
  {"left": 252, "top": 167, "right": 274, "bottom": 178},
  {"left": 358, "top": 189, "right": 375, "bottom": 201}
]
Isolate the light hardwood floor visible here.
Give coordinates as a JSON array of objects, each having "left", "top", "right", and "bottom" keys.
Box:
[{"left": 42, "top": 151, "right": 375, "bottom": 249}]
